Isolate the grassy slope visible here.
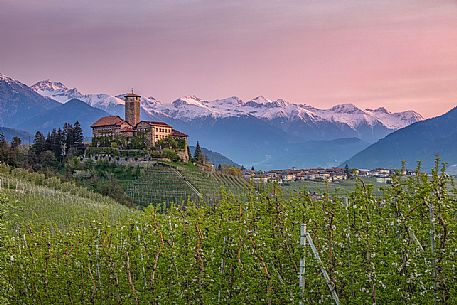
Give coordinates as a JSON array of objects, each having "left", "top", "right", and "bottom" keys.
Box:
[{"left": 0, "top": 165, "right": 135, "bottom": 230}]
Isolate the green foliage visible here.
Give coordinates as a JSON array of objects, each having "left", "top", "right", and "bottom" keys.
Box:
[
  {"left": 193, "top": 141, "right": 205, "bottom": 163},
  {"left": 0, "top": 193, "right": 13, "bottom": 304},
  {"left": 128, "top": 132, "right": 147, "bottom": 150},
  {"left": 156, "top": 136, "right": 186, "bottom": 151},
  {"left": 1, "top": 160, "right": 457, "bottom": 303}
]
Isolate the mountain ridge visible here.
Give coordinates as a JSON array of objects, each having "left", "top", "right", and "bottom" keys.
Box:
[
  {"left": 342, "top": 106, "right": 457, "bottom": 170},
  {"left": 30, "top": 78, "right": 423, "bottom": 135}
]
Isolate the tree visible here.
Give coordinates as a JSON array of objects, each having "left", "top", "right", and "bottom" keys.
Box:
[
  {"left": 63, "top": 122, "right": 74, "bottom": 155},
  {"left": 8, "top": 137, "right": 21, "bottom": 166},
  {"left": 193, "top": 141, "right": 203, "bottom": 163},
  {"left": 0, "top": 133, "right": 9, "bottom": 163},
  {"left": 48, "top": 129, "right": 63, "bottom": 161},
  {"left": 72, "top": 121, "right": 84, "bottom": 156},
  {"left": 251, "top": 166, "right": 255, "bottom": 171},
  {"left": 31, "top": 131, "right": 46, "bottom": 157},
  {"left": 187, "top": 146, "right": 192, "bottom": 163},
  {"left": 29, "top": 131, "right": 47, "bottom": 170}
]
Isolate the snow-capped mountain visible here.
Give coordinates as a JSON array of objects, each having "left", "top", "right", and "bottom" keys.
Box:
[
  {"left": 31, "top": 80, "right": 124, "bottom": 112},
  {"left": 31, "top": 80, "right": 162, "bottom": 118},
  {"left": 30, "top": 79, "right": 422, "bottom": 132},
  {"left": 150, "top": 95, "right": 422, "bottom": 130}
]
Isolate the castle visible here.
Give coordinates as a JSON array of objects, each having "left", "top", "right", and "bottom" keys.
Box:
[{"left": 91, "top": 91, "right": 188, "bottom": 147}]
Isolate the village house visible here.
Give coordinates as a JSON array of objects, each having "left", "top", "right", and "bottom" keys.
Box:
[{"left": 91, "top": 91, "right": 188, "bottom": 148}]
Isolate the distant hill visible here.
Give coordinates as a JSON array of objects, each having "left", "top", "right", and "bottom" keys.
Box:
[
  {"left": 0, "top": 73, "right": 59, "bottom": 127},
  {"left": 342, "top": 106, "right": 457, "bottom": 170},
  {"left": 15, "top": 99, "right": 108, "bottom": 136},
  {"left": 189, "top": 146, "right": 240, "bottom": 167},
  {"left": 0, "top": 127, "right": 32, "bottom": 144}
]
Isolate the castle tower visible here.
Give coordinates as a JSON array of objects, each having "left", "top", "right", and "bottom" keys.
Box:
[{"left": 124, "top": 90, "right": 141, "bottom": 127}]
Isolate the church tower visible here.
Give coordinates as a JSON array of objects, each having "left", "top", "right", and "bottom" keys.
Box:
[{"left": 124, "top": 90, "right": 141, "bottom": 127}]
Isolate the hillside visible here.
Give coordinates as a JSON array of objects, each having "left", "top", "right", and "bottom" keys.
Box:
[
  {"left": 343, "top": 106, "right": 457, "bottom": 170},
  {"left": 74, "top": 161, "right": 247, "bottom": 207},
  {"left": 189, "top": 145, "right": 240, "bottom": 167},
  {"left": 0, "top": 164, "right": 134, "bottom": 229}
]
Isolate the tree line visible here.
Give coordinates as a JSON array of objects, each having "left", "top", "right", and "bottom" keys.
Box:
[{"left": 0, "top": 121, "right": 84, "bottom": 171}]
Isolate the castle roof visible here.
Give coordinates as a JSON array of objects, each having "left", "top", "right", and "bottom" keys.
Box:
[
  {"left": 91, "top": 116, "right": 128, "bottom": 128},
  {"left": 171, "top": 129, "right": 188, "bottom": 138},
  {"left": 139, "top": 121, "right": 172, "bottom": 128}
]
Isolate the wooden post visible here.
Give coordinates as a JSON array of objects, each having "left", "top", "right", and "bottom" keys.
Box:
[
  {"left": 304, "top": 225, "right": 341, "bottom": 305},
  {"left": 428, "top": 199, "right": 438, "bottom": 305},
  {"left": 299, "top": 224, "right": 305, "bottom": 305}
]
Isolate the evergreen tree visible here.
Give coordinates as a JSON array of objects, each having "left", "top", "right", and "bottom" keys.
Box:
[
  {"left": 193, "top": 141, "right": 203, "bottom": 163},
  {"left": 72, "top": 121, "right": 84, "bottom": 156},
  {"left": 31, "top": 131, "right": 46, "bottom": 157},
  {"left": 63, "top": 123, "right": 74, "bottom": 155},
  {"left": 29, "top": 131, "right": 46, "bottom": 168},
  {"left": 0, "top": 133, "right": 9, "bottom": 163},
  {"left": 8, "top": 137, "right": 21, "bottom": 166},
  {"left": 251, "top": 166, "right": 255, "bottom": 171},
  {"left": 45, "top": 132, "right": 52, "bottom": 151},
  {"left": 51, "top": 129, "right": 64, "bottom": 161},
  {"left": 187, "top": 146, "right": 192, "bottom": 162},
  {"left": 10, "top": 137, "right": 20, "bottom": 150}
]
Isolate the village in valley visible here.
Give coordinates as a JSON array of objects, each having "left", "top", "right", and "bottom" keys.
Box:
[{"left": 244, "top": 167, "right": 406, "bottom": 185}]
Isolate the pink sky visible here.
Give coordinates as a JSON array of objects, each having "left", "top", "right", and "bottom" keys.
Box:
[{"left": 1, "top": 0, "right": 457, "bottom": 118}]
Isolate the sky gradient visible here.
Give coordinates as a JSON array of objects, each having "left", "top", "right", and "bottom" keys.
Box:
[{"left": 1, "top": 0, "right": 457, "bottom": 118}]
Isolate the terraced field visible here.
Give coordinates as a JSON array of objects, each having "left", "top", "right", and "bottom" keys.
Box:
[
  {"left": 123, "top": 163, "right": 197, "bottom": 208},
  {"left": 176, "top": 164, "right": 247, "bottom": 200},
  {"left": 123, "top": 163, "right": 248, "bottom": 207}
]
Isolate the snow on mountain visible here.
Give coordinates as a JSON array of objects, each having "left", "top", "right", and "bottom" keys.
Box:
[
  {"left": 32, "top": 80, "right": 127, "bottom": 112},
  {"left": 30, "top": 78, "right": 423, "bottom": 131},
  {"left": 150, "top": 96, "right": 421, "bottom": 130},
  {"left": 0, "top": 72, "right": 18, "bottom": 84},
  {"left": 31, "top": 80, "right": 84, "bottom": 103},
  {"left": 365, "top": 107, "right": 423, "bottom": 129},
  {"left": 115, "top": 94, "right": 164, "bottom": 117}
]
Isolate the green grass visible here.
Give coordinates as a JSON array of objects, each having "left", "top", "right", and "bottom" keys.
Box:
[{"left": 0, "top": 166, "right": 134, "bottom": 230}]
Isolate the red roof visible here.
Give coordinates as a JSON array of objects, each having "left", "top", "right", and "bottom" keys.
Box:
[
  {"left": 91, "top": 116, "right": 128, "bottom": 128},
  {"left": 139, "top": 121, "right": 171, "bottom": 128},
  {"left": 172, "top": 129, "right": 188, "bottom": 138}
]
